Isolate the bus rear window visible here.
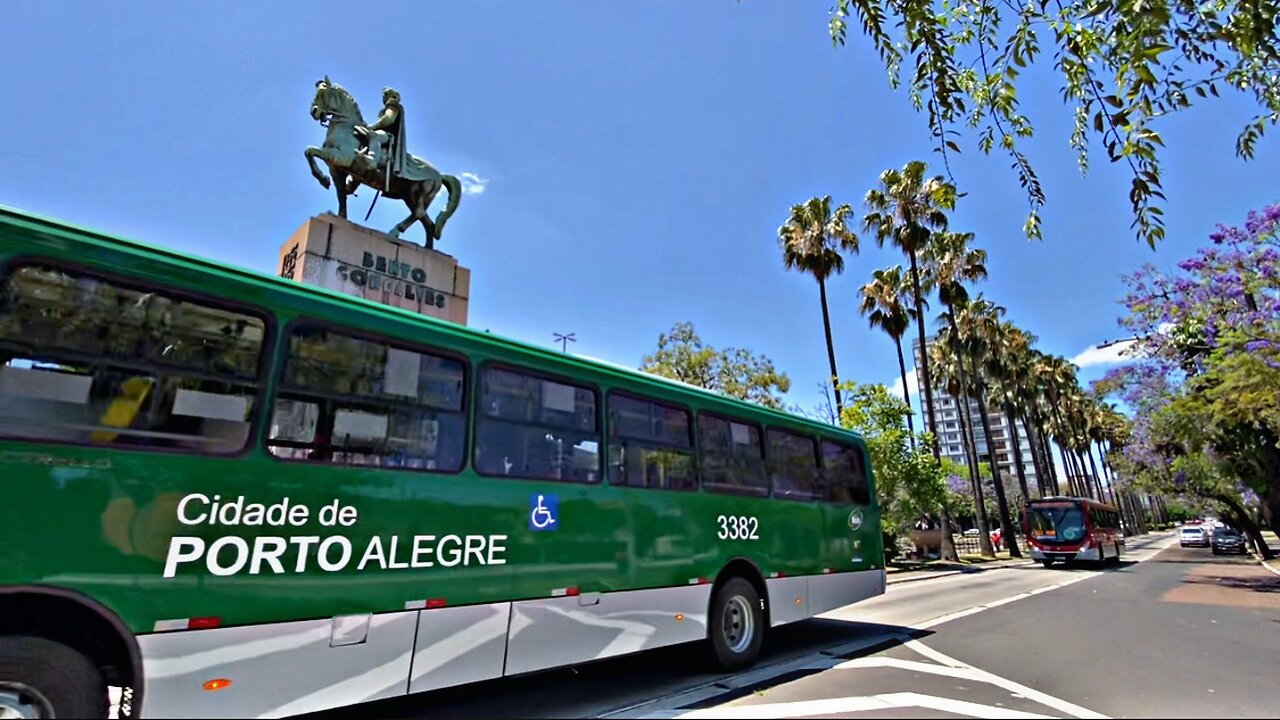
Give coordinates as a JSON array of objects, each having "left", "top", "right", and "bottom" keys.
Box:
[
  {"left": 821, "top": 440, "right": 871, "bottom": 505},
  {"left": 0, "top": 264, "right": 264, "bottom": 454}
]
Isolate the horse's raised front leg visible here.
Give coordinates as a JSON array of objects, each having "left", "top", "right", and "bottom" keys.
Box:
[
  {"left": 304, "top": 146, "right": 331, "bottom": 189},
  {"left": 334, "top": 169, "right": 350, "bottom": 219}
]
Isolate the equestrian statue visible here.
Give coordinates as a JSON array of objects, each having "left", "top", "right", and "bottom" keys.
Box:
[{"left": 305, "top": 77, "right": 461, "bottom": 249}]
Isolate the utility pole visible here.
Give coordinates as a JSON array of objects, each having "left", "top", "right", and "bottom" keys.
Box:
[{"left": 552, "top": 332, "right": 576, "bottom": 354}]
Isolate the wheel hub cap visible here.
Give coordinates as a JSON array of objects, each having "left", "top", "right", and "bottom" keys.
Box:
[{"left": 0, "top": 684, "right": 52, "bottom": 720}]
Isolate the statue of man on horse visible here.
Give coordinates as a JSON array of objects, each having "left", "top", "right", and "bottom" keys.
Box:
[{"left": 305, "top": 77, "right": 462, "bottom": 250}]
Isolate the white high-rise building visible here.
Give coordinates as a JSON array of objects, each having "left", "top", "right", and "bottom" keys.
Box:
[{"left": 912, "top": 336, "right": 1039, "bottom": 494}]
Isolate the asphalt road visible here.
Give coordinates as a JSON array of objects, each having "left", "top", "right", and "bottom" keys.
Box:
[
  {"left": 309, "top": 529, "right": 1278, "bottom": 719},
  {"left": 656, "top": 537, "right": 1280, "bottom": 719}
]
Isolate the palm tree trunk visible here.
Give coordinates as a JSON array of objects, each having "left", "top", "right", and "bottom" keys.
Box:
[
  {"left": 1006, "top": 403, "right": 1032, "bottom": 503},
  {"left": 1093, "top": 441, "right": 1115, "bottom": 504},
  {"left": 1085, "top": 447, "right": 1106, "bottom": 504},
  {"left": 1024, "top": 412, "right": 1050, "bottom": 496},
  {"left": 1057, "top": 438, "right": 1079, "bottom": 496},
  {"left": 907, "top": 249, "right": 938, "bottom": 459},
  {"left": 976, "top": 384, "right": 1021, "bottom": 557},
  {"left": 939, "top": 507, "right": 959, "bottom": 563},
  {"left": 1029, "top": 409, "right": 1058, "bottom": 495},
  {"left": 1040, "top": 422, "right": 1062, "bottom": 495},
  {"left": 817, "top": 276, "right": 843, "bottom": 418},
  {"left": 894, "top": 335, "right": 917, "bottom": 449},
  {"left": 946, "top": 312, "right": 994, "bottom": 557}
]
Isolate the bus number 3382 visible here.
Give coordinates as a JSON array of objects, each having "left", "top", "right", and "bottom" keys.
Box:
[{"left": 716, "top": 515, "right": 760, "bottom": 540}]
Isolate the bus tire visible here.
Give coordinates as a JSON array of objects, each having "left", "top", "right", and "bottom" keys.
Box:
[
  {"left": 1040, "top": 560, "right": 1053, "bottom": 568},
  {"left": 708, "top": 577, "right": 764, "bottom": 672},
  {"left": 0, "top": 636, "right": 107, "bottom": 719}
]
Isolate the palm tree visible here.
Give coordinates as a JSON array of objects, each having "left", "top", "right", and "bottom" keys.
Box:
[
  {"left": 863, "top": 161, "right": 958, "bottom": 458},
  {"left": 985, "top": 321, "right": 1036, "bottom": 508},
  {"left": 928, "top": 332, "right": 996, "bottom": 557},
  {"left": 859, "top": 266, "right": 921, "bottom": 445},
  {"left": 957, "top": 297, "right": 1022, "bottom": 558},
  {"left": 778, "top": 196, "right": 860, "bottom": 417},
  {"left": 922, "top": 231, "right": 998, "bottom": 555}
]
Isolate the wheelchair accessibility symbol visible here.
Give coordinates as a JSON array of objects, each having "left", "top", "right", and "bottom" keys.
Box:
[{"left": 529, "top": 494, "right": 558, "bottom": 531}]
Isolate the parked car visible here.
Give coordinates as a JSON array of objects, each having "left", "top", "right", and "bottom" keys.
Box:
[
  {"left": 1180, "top": 525, "right": 1210, "bottom": 548},
  {"left": 1211, "top": 527, "right": 1248, "bottom": 555}
]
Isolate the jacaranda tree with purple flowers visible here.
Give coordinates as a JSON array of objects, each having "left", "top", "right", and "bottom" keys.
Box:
[{"left": 1102, "top": 204, "right": 1280, "bottom": 558}]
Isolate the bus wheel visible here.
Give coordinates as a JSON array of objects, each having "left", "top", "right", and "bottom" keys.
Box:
[
  {"left": 708, "top": 577, "right": 764, "bottom": 671},
  {"left": 1040, "top": 560, "right": 1053, "bottom": 568},
  {"left": 0, "top": 637, "right": 106, "bottom": 719}
]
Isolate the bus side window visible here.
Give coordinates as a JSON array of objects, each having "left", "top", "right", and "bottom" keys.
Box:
[
  {"left": 820, "top": 440, "right": 871, "bottom": 505},
  {"left": 0, "top": 264, "right": 265, "bottom": 454},
  {"left": 698, "top": 414, "right": 769, "bottom": 497},
  {"left": 767, "top": 429, "right": 820, "bottom": 501},
  {"left": 607, "top": 393, "right": 696, "bottom": 491},
  {"left": 474, "top": 366, "right": 600, "bottom": 483},
  {"left": 267, "top": 326, "right": 466, "bottom": 472}
]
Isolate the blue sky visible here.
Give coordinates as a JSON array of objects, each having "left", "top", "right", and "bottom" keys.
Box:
[{"left": 5, "top": 1, "right": 1277, "bottom": 428}]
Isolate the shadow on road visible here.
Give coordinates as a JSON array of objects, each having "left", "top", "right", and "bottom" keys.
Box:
[
  {"left": 304, "top": 619, "right": 928, "bottom": 719},
  {"left": 1183, "top": 573, "right": 1280, "bottom": 593}
]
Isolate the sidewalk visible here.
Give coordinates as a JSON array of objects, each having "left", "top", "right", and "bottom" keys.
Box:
[
  {"left": 1254, "top": 530, "right": 1280, "bottom": 576},
  {"left": 886, "top": 554, "right": 1031, "bottom": 585},
  {"left": 885, "top": 529, "right": 1177, "bottom": 585}
]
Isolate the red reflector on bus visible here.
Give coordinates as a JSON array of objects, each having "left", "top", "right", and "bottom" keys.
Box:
[
  {"left": 188, "top": 617, "right": 221, "bottom": 629},
  {"left": 566, "top": 587, "right": 580, "bottom": 597},
  {"left": 203, "top": 678, "right": 232, "bottom": 692},
  {"left": 426, "top": 598, "right": 447, "bottom": 609}
]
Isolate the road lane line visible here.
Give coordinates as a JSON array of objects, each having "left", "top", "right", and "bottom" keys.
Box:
[
  {"left": 604, "top": 533, "right": 1179, "bottom": 719},
  {"left": 915, "top": 606, "right": 986, "bottom": 629},
  {"left": 833, "top": 656, "right": 980, "bottom": 678},
  {"left": 903, "top": 640, "right": 1108, "bottom": 719},
  {"left": 673, "top": 692, "right": 1053, "bottom": 719}
]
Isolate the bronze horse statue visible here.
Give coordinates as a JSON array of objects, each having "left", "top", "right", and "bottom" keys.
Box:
[{"left": 305, "top": 78, "right": 461, "bottom": 249}]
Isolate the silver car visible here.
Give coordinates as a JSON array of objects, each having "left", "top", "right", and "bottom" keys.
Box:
[{"left": 1179, "top": 525, "right": 1210, "bottom": 548}]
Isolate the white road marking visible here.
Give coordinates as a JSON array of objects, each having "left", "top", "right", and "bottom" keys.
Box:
[
  {"left": 903, "top": 640, "right": 1108, "bottom": 719},
  {"left": 608, "top": 534, "right": 1177, "bottom": 719},
  {"left": 674, "top": 691, "right": 1053, "bottom": 719}
]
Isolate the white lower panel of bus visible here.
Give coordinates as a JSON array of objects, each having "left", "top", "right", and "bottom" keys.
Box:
[
  {"left": 134, "top": 569, "right": 885, "bottom": 718},
  {"left": 503, "top": 584, "right": 711, "bottom": 676},
  {"left": 767, "top": 569, "right": 886, "bottom": 627},
  {"left": 138, "top": 610, "right": 419, "bottom": 718}
]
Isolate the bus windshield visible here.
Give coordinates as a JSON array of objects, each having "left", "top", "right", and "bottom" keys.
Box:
[{"left": 1026, "top": 504, "right": 1087, "bottom": 545}]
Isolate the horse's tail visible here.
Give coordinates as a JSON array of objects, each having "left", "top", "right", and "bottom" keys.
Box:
[{"left": 434, "top": 175, "right": 463, "bottom": 239}]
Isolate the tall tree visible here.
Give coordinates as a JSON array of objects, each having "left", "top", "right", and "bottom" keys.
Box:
[
  {"left": 958, "top": 297, "right": 1023, "bottom": 558},
  {"left": 986, "top": 320, "right": 1036, "bottom": 507},
  {"left": 859, "top": 266, "right": 921, "bottom": 447},
  {"left": 828, "top": 0, "right": 1280, "bottom": 248},
  {"left": 640, "top": 322, "right": 791, "bottom": 407},
  {"left": 863, "top": 160, "right": 958, "bottom": 456},
  {"left": 923, "top": 230, "right": 995, "bottom": 555},
  {"left": 928, "top": 336, "right": 995, "bottom": 556},
  {"left": 778, "top": 196, "right": 860, "bottom": 416}
]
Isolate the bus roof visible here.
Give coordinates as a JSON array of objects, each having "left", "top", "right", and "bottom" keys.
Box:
[
  {"left": 0, "top": 205, "right": 860, "bottom": 442},
  {"left": 1028, "top": 496, "right": 1118, "bottom": 511}
]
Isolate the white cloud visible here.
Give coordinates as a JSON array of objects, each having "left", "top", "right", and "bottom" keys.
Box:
[
  {"left": 884, "top": 367, "right": 919, "bottom": 401},
  {"left": 1071, "top": 339, "right": 1136, "bottom": 368},
  {"left": 459, "top": 172, "right": 488, "bottom": 196}
]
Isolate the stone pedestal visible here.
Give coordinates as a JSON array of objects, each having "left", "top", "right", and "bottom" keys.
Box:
[{"left": 277, "top": 214, "right": 469, "bottom": 325}]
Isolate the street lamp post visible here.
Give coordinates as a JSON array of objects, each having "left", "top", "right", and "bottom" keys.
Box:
[{"left": 552, "top": 332, "right": 576, "bottom": 353}]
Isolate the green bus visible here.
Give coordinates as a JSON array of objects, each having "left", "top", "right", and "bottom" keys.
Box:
[{"left": 0, "top": 206, "right": 883, "bottom": 719}]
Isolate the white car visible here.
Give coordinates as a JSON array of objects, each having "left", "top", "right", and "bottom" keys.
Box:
[{"left": 1180, "top": 525, "right": 1210, "bottom": 548}]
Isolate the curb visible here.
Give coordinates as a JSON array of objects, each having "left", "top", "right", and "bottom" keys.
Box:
[
  {"left": 886, "top": 559, "right": 1034, "bottom": 585},
  {"left": 886, "top": 533, "right": 1177, "bottom": 585}
]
